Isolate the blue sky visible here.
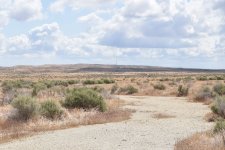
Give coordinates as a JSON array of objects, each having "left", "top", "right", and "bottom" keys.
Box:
[{"left": 0, "top": 0, "right": 224, "bottom": 69}]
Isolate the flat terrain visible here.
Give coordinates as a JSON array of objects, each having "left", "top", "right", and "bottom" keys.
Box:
[{"left": 0, "top": 96, "right": 213, "bottom": 150}]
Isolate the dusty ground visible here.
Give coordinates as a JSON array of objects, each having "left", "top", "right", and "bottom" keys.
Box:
[{"left": 0, "top": 96, "right": 213, "bottom": 150}]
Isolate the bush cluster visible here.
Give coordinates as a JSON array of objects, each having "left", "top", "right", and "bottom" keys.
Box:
[
  {"left": 11, "top": 96, "right": 64, "bottom": 120},
  {"left": 196, "top": 76, "right": 208, "bottom": 81},
  {"left": 83, "top": 79, "right": 115, "bottom": 85},
  {"left": 64, "top": 88, "right": 106, "bottom": 112}
]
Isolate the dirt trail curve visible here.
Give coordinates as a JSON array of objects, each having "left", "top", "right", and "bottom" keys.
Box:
[{"left": 0, "top": 96, "right": 213, "bottom": 150}]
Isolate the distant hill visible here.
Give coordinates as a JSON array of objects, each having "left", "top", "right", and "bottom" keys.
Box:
[{"left": 0, "top": 64, "right": 224, "bottom": 73}]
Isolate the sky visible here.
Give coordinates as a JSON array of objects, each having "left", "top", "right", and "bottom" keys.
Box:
[{"left": 0, "top": 0, "right": 224, "bottom": 69}]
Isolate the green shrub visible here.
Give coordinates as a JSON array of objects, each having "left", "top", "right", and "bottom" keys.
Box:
[
  {"left": 196, "top": 76, "right": 208, "bottom": 81},
  {"left": 11, "top": 96, "right": 40, "bottom": 120},
  {"left": 213, "top": 83, "right": 225, "bottom": 95},
  {"left": 64, "top": 88, "right": 106, "bottom": 112},
  {"left": 41, "top": 100, "right": 63, "bottom": 119},
  {"left": 153, "top": 83, "right": 166, "bottom": 90},
  {"left": 194, "top": 86, "right": 213, "bottom": 102},
  {"left": 211, "top": 96, "right": 225, "bottom": 118},
  {"left": 177, "top": 85, "right": 189, "bottom": 97},
  {"left": 83, "top": 79, "right": 115, "bottom": 85},
  {"left": 102, "top": 79, "right": 115, "bottom": 84},
  {"left": 214, "top": 119, "right": 225, "bottom": 133},
  {"left": 216, "top": 76, "right": 224, "bottom": 80},
  {"left": 83, "top": 80, "right": 96, "bottom": 85},
  {"left": 92, "top": 86, "right": 104, "bottom": 93},
  {"left": 67, "top": 80, "right": 79, "bottom": 85},
  {"left": 32, "top": 82, "right": 47, "bottom": 96}
]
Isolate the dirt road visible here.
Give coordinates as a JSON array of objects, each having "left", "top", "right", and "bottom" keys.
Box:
[{"left": 0, "top": 96, "right": 213, "bottom": 150}]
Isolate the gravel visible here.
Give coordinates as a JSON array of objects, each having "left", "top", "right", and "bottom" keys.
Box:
[{"left": 0, "top": 96, "right": 213, "bottom": 150}]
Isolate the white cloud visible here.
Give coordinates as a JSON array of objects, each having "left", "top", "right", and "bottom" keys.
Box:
[
  {"left": 9, "top": 0, "right": 43, "bottom": 21},
  {"left": 49, "top": 0, "right": 117, "bottom": 12},
  {"left": 0, "top": 0, "right": 43, "bottom": 29},
  {"left": 0, "top": 11, "right": 9, "bottom": 28}
]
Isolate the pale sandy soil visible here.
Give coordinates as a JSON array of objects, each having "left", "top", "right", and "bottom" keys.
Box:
[{"left": 0, "top": 96, "right": 213, "bottom": 150}]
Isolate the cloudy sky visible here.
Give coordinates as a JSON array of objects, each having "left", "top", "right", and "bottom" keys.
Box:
[{"left": 0, "top": 0, "right": 224, "bottom": 68}]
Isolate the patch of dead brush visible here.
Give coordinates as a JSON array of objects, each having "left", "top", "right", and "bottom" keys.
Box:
[{"left": 174, "top": 132, "right": 225, "bottom": 150}]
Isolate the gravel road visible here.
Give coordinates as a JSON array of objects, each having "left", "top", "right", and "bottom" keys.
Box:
[{"left": 0, "top": 96, "right": 213, "bottom": 150}]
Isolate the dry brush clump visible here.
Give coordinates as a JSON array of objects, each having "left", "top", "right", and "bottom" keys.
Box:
[
  {"left": 153, "top": 83, "right": 166, "bottom": 90},
  {"left": 177, "top": 85, "right": 189, "bottom": 97},
  {"left": 194, "top": 86, "right": 213, "bottom": 102},
  {"left": 174, "top": 132, "right": 225, "bottom": 150}
]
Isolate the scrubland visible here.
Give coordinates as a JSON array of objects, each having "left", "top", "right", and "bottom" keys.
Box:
[{"left": 0, "top": 72, "right": 225, "bottom": 149}]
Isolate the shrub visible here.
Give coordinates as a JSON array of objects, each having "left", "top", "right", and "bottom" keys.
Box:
[
  {"left": 214, "top": 119, "right": 225, "bottom": 133},
  {"left": 213, "top": 83, "right": 225, "bottom": 95},
  {"left": 64, "top": 88, "right": 106, "bottom": 112},
  {"left": 177, "top": 85, "right": 189, "bottom": 97},
  {"left": 32, "top": 82, "right": 47, "bottom": 96},
  {"left": 67, "top": 80, "right": 79, "bottom": 85},
  {"left": 196, "top": 76, "right": 208, "bottom": 81},
  {"left": 153, "top": 83, "right": 166, "bottom": 90},
  {"left": 83, "top": 80, "right": 96, "bottom": 85},
  {"left": 119, "top": 85, "right": 138, "bottom": 95},
  {"left": 83, "top": 79, "right": 115, "bottom": 85},
  {"left": 102, "top": 79, "right": 115, "bottom": 84},
  {"left": 111, "top": 84, "right": 119, "bottom": 94},
  {"left": 41, "top": 100, "right": 63, "bottom": 119},
  {"left": 92, "top": 86, "right": 104, "bottom": 93},
  {"left": 211, "top": 96, "right": 225, "bottom": 118},
  {"left": 126, "top": 86, "right": 138, "bottom": 94},
  {"left": 216, "top": 76, "right": 224, "bottom": 80},
  {"left": 11, "top": 96, "right": 40, "bottom": 120},
  {"left": 194, "top": 86, "right": 213, "bottom": 102}
]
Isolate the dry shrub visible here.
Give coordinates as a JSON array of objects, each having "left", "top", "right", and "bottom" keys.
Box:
[
  {"left": 177, "top": 85, "right": 189, "bottom": 97},
  {"left": 194, "top": 86, "right": 213, "bottom": 102},
  {"left": 153, "top": 83, "right": 166, "bottom": 90},
  {"left": 174, "top": 132, "right": 225, "bottom": 150}
]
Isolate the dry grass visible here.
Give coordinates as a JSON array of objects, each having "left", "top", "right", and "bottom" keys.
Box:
[
  {"left": 0, "top": 99, "right": 133, "bottom": 144},
  {"left": 152, "top": 113, "right": 175, "bottom": 119},
  {"left": 174, "top": 132, "right": 225, "bottom": 150}
]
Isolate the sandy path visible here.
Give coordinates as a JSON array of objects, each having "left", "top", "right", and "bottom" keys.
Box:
[{"left": 0, "top": 96, "right": 213, "bottom": 150}]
